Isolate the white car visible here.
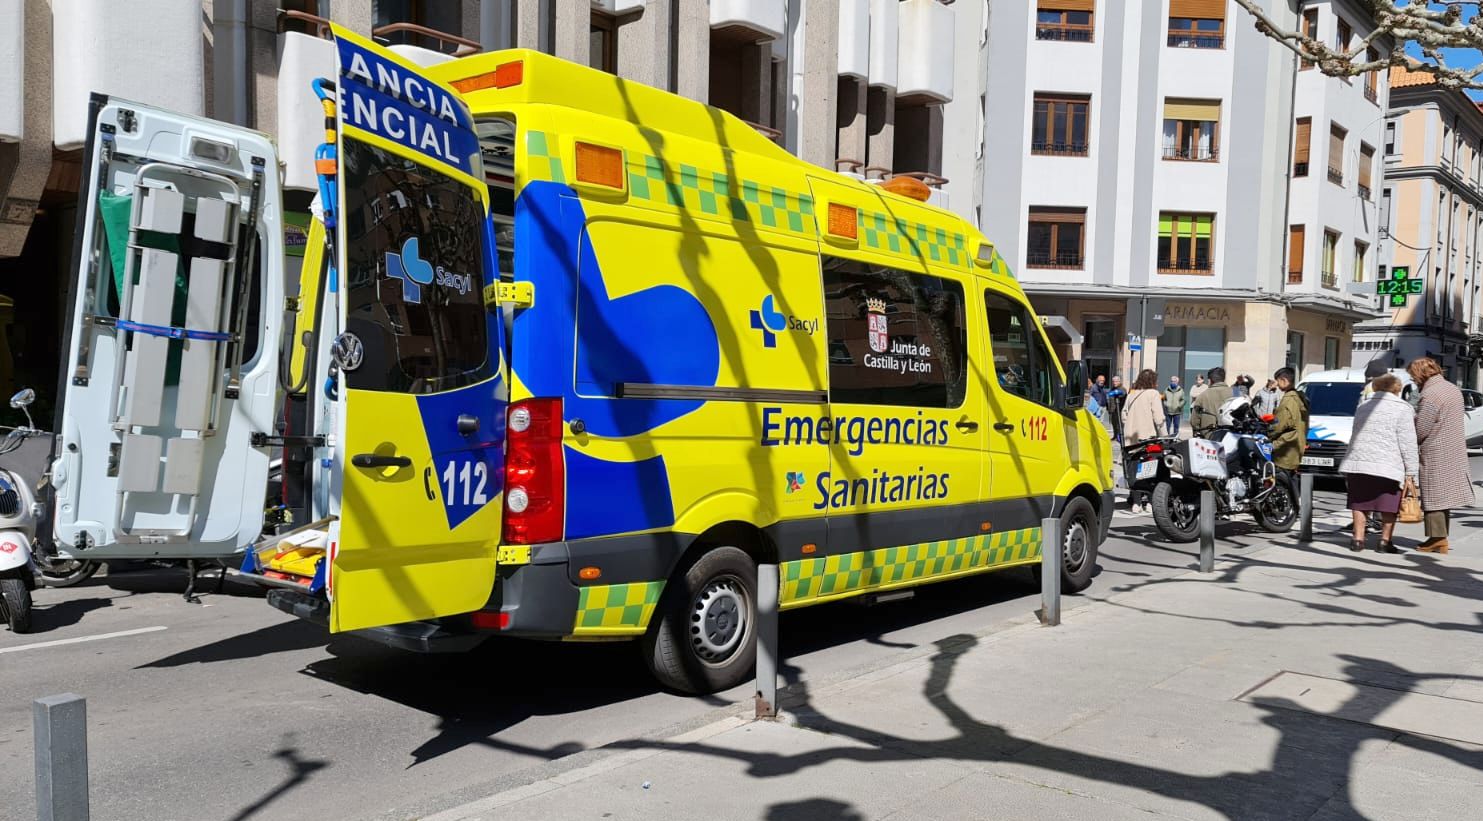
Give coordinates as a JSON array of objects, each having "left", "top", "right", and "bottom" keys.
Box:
[
  {"left": 1463, "top": 389, "right": 1483, "bottom": 448},
  {"left": 1297, "top": 369, "right": 1417, "bottom": 475}
]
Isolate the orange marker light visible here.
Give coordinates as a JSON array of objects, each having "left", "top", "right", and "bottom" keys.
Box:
[
  {"left": 578, "top": 566, "right": 603, "bottom": 581},
  {"left": 575, "top": 142, "right": 625, "bottom": 189},
  {"left": 450, "top": 60, "right": 525, "bottom": 93},
  {"left": 827, "top": 203, "right": 858, "bottom": 239},
  {"left": 801, "top": 544, "right": 818, "bottom": 555},
  {"left": 980, "top": 522, "right": 992, "bottom": 532}
]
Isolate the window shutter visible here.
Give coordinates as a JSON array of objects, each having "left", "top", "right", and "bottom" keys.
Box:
[
  {"left": 1194, "top": 215, "right": 1213, "bottom": 238},
  {"left": 1359, "top": 146, "right": 1374, "bottom": 187},
  {"left": 1159, "top": 213, "right": 1174, "bottom": 237},
  {"left": 1329, "top": 127, "right": 1345, "bottom": 165},
  {"left": 1039, "top": 0, "right": 1095, "bottom": 11},
  {"left": 1163, "top": 99, "right": 1221, "bottom": 121},
  {"left": 1029, "top": 207, "right": 1086, "bottom": 223},
  {"left": 1289, "top": 226, "right": 1305, "bottom": 273},
  {"left": 1169, "top": 0, "right": 1226, "bottom": 19},
  {"left": 1295, "top": 119, "right": 1311, "bottom": 164}
]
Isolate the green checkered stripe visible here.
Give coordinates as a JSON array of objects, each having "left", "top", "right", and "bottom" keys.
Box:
[
  {"left": 526, "top": 131, "right": 566, "bottom": 184},
  {"left": 625, "top": 153, "right": 816, "bottom": 234},
  {"left": 573, "top": 580, "right": 665, "bottom": 634},
  {"left": 781, "top": 527, "right": 1042, "bottom": 605},
  {"left": 858, "top": 209, "right": 969, "bottom": 267}
]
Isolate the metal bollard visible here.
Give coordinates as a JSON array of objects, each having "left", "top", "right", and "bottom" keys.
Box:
[
  {"left": 34, "top": 694, "right": 89, "bottom": 821},
  {"left": 754, "top": 563, "right": 779, "bottom": 719},
  {"left": 1037, "top": 517, "right": 1061, "bottom": 627},
  {"left": 1199, "top": 490, "right": 1216, "bottom": 573},
  {"left": 1297, "top": 472, "right": 1315, "bottom": 543}
]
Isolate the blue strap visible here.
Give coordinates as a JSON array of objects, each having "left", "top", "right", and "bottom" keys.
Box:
[{"left": 116, "top": 319, "right": 233, "bottom": 342}]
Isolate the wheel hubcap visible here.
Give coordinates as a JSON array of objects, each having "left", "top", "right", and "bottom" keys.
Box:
[
  {"left": 690, "top": 576, "right": 749, "bottom": 664},
  {"left": 1063, "top": 517, "right": 1089, "bottom": 574}
]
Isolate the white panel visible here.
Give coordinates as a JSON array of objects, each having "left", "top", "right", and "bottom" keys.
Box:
[
  {"left": 838, "top": 0, "right": 870, "bottom": 79},
  {"left": 52, "top": 0, "right": 204, "bottom": 150},
  {"left": 118, "top": 434, "right": 162, "bottom": 493},
  {"left": 593, "top": 0, "right": 645, "bottom": 11},
  {"left": 174, "top": 258, "right": 225, "bottom": 430},
  {"left": 711, "top": 0, "right": 786, "bottom": 41},
  {"left": 124, "top": 248, "right": 178, "bottom": 427},
  {"left": 868, "top": 0, "right": 898, "bottom": 89},
  {"left": 277, "top": 32, "right": 337, "bottom": 192},
  {"left": 161, "top": 438, "right": 205, "bottom": 495},
  {"left": 897, "top": 0, "right": 954, "bottom": 104},
  {"left": 193, "top": 197, "right": 232, "bottom": 243},
  {"left": 0, "top": 2, "right": 21, "bottom": 142},
  {"left": 387, "top": 44, "right": 455, "bottom": 67},
  {"left": 137, "top": 187, "right": 184, "bottom": 234}
]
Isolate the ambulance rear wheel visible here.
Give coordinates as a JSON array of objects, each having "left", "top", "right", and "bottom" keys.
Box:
[{"left": 643, "top": 546, "right": 757, "bottom": 694}]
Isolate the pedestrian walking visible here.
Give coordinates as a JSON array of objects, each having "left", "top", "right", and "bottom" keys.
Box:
[
  {"left": 1268, "top": 367, "right": 1310, "bottom": 472},
  {"left": 1407, "top": 357, "right": 1475, "bottom": 553},
  {"left": 1162, "top": 375, "right": 1185, "bottom": 437},
  {"left": 1339, "top": 374, "right": 1418, "bottom": 553},
  {"left": 1122, "top": 369, "right": 1165, "bottom": 512},
  {"left": 1190, "top": 374, "right": 1208, "bottom": 404},
  {"left": 1255, "top": 379, "right": 1281, "bottom": 417},
  {"left": 1106, "top": 375, "right": 1128, "bottom": 442},
  {"left": 1090, "top": 375, "right": 1109, "bottom": 417},
  {"left": 1190, "top": 367, "right": 1232, "bottom": 438}
]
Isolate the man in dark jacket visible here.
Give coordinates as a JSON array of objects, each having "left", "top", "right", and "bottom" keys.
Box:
[
  {"left": 1190, "top": 367, "right": 1232, "bottom": 438},
  {"left": 1269, "top": 367, "right": 1310, "bottom": 471}
]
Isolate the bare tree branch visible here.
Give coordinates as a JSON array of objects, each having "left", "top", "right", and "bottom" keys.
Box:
[{"left": 1233, "top": 0, "right": 1483, "bottom": 90}]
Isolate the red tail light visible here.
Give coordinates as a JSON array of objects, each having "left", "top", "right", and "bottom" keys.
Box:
[
  {"left": 502, "top": 398, "right": 565, "bottom": 544},
  {"left": 1145, "top": 444, "right": 1163, "bottom": 454}
]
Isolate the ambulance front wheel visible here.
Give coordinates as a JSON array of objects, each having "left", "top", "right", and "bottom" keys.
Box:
[
  {"left": 1033, "top": 497, "right": 1099, "bottom": 593},
  {"left": 643, "top": 545, "right": 758, "bottom": 694}
]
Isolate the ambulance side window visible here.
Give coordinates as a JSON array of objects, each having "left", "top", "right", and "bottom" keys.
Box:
[
  {"left": 822, "top": 256, "right": 968, "bottom": 408},
  {"left": 984, "top": 291, "right": 1058, "bottom": 408}
]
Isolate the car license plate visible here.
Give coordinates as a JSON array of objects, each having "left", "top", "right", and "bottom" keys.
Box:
[
  {"left": 1300, "top": 456, "right": 1334, "bottom": 467},
  {"left": 1136, "top": 460, "right": 1159, "bottom": 479}
]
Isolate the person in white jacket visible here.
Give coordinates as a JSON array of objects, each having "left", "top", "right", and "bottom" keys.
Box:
[{"left": 1338, "top": 374, "right": 1419, "bottom": 553}]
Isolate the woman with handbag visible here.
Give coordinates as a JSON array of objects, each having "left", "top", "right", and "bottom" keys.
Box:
[
  {"left": 1121, "top": 369, "right": 1166, "bottom": 513},
  {"left": 1338, "top": 375, "right": 1418, "bottom": 553},
  {"left": 1408, "top": 357, "right": 1475, "bottom": 553}
]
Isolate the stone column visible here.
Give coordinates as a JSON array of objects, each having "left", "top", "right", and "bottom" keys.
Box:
[
  {"left": 327, "top": 0, "right": 372, "bottom": 33},
  {"left": 675, "top": 0, "right": 710, "bottom": 102},
  {"left": 0, "top": 0, "right": 53, "bottom": 257},
  {"left": 616, "top": 0, "right": 673, "bottom": 90},
  {"left": 865, "top": 85, "right": 894, "bottom": 177},
  {"left": 552, "top": 0, "right": 588, "bottom": 64},
  {"left": 739, "top": 41, "right": 771, "bottom": 126},
  {"left": 795, "top": 0, "right": 838, "bottom": 168},
  {"left": 515, "top": 0, "right": 546, "bottom": 50},
  {"left": 836, "top": 76, "right": 867, "bottom": 174}
]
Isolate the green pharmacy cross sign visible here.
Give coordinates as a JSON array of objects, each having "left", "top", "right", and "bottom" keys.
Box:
[{"left": 1376, "top": 266, "right": 1423, "bottom": 307}]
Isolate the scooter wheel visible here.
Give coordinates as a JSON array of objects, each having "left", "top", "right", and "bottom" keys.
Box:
[{"left": 1, "top": 575, "right": 31, "bottom": 633}]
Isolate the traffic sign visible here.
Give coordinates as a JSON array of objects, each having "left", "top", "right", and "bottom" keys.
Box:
[{"left": 1376, "top": 266, "right": 1422, "bottom": 307}]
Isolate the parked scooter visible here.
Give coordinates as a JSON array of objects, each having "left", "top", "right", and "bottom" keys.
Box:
[
  {"left": 0, "top": 388, "right": 42, "bottom": 632},
  {"left": 1130, "top": 396, "right": 1300, "bottom": 543}
]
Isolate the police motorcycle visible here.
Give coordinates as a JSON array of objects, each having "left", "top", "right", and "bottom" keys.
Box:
[
  {"left": 0, "top": 389, "right": 44, "bottom": 631},
  {"left": 1143, "top": 396, "right": 1300, "bottom": 542}
]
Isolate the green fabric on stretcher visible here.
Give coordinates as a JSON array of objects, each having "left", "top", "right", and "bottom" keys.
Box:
[{"left": 98, "top": 190, "right": 188, "bottom": 384}]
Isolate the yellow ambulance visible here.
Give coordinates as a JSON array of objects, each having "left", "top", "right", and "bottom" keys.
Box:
[{"left": 253, "top": 29, "right": 1114, "bottom": 694}]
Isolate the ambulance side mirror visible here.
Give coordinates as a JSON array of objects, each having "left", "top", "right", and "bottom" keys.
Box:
[{"left": 1061, "top": 361, "right": 1085, "bottom": 411}]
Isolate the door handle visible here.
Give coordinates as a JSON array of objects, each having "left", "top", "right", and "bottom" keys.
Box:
[
  {"left": 993, "top": 423, "right": 1015, "bottom": 433},
  {"left": 351, "top": 453, "right": 412, "bottom": 469},
  {"left": 955, "top": 417, "right": 980, "bottom": 432}
]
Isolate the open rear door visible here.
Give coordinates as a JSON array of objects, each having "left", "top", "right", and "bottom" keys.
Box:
[
  {"left": 51, "top": 97, "right": 284, "bottom": 558},
  {"left": 324, "top": 26, "right": 507, "bottom": 632}
]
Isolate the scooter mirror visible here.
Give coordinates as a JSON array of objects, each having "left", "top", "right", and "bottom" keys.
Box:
[{"left": 8, "top": 388, "right": 34, "bottom": 409}]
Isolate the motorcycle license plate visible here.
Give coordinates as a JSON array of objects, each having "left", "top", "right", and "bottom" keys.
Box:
[
  {"left": 1136, "top": 460, "right": 1159, "bottom": 480},
  {"left": 1300, "top": 456, "right": 1334, "bottom": 467}
]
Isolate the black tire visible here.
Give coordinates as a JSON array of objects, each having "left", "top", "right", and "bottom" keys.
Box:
[
  {"left": 1151, "top": 482, "right": 1202, "bottom": 543},
  {"left": 1, "top": 575, "right": 32, "bottom": 633},
  {"left": 1255, "top": 475, "right": 1299, "bottom": 533},
  {"left": 37, "top": 559, "right": 100, "bottom": 588},
  {"left": 642, "top": 546, "right": 757, "bottom": 694},
  {"left": 1058, "top": 496, "right": 1100, "bottom": 593}
]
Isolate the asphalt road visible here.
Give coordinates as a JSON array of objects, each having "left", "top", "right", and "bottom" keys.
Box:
[{"left": 2, "top": 460, "right": 1478, "bottom": 821}]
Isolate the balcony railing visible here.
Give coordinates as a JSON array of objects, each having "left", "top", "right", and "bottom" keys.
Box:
[
  {"left": 1359, "top": 183, "right": 1371, "bottom": 200},
  {"left": 1167, "top": 30, "right": 1224, "bottom": 49},
  {"left": 1032, "top": 141, "right": 1089, "bottom": 157},
  {"left": 1163, "top": 145, "right": 1219, "bottom": 161},
  {"left": 1327, "top": 165, "right": 1344, "bottom": 185},
  {"left": 1036, "top": 22, "right": 1094, "bottom": 42},
  {"left": 1158, "top": 257, "right": 1213, "bottom": 274},
  {"left": 1321, "top": 272, "right": 1338, "bottom": 289},
  {"left": 1294, "top": 161, "right": 1309, "bottom": 177},
  {"left": 1288, "top": 269, "right": 1304, "bottom": 285},
  {"left": 1026, "top": 250, "right": 1084, "bottom": 269}
]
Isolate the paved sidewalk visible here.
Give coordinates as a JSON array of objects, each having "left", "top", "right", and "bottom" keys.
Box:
[{"left": 426, "top": 515, "right": 1483, "bottom": 821}]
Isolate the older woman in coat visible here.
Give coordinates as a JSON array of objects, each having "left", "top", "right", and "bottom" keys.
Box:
[
  {"left": 1339, "top": 375, "right": 1418, "bottom": 553},
  {"left": 1407, "top": 358, "right": 1475, "bottom": 553}
]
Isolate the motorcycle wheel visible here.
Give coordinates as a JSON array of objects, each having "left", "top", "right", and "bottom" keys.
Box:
[
  {"left": 1254, "top": 476, "right": 1299, "bottom": 532},
  {"left": 1, "top": 575, "right": 32, "bottom": 633},
  {"left": 37, "top": 559, "right": 100, "bottom": 588},
  {"left": 1151, "top": 482, "right": 1202, "bottom": 543}
]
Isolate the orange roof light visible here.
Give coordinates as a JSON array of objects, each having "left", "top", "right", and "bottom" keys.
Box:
[
  {"left": 450, "top": 60, "right": 524, "bottom": 93},
  {"left": 881, "top": 176, "right": 932, "bottom": 202},
  {"left": 578, "top": 566, "right": 602, "bottom": 581},
  {"left": 827, "top": 203, "right": 858, "bottom": 240},
  {"left": 575, "top": 142, "right": 625, "bottom": 189}
]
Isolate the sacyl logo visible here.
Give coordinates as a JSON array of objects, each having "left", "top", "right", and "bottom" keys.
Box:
[
  {"left": 750, "top": 294, "right": 787, "bottom": 348},
  {"left": 386, "top": 237, "right": 472, "bottom": 304}
]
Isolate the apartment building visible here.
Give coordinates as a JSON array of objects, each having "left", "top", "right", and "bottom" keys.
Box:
[
  {"left": 1352, "top": 67, "right": 1483, "bottom": 387},
  {"left": 967, "top": 0, "right": 1387, "bottom": 388},
  {"left": 0, "top": 0, "right": 978, "bottom": 407}
]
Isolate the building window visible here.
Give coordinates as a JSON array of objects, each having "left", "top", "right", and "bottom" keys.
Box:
[
  {"left": 1324, "top": 337, "right": 1341, "bottom": 370},
  {"left": 1300, "top": 9, "right": 1319, "bottom": 69},
  {"left": 1353, "top": 240, "right": 1368, "bottom": 283},
  {"left": 1328, "top": 123, "right": 1346, "bottom": 185},
  {"left": 1381, "top": 187, "right": 1393, "bottom": 236},
  {"left": 1032, "top": 94, "right": 1090, "bottom": 156},
  {"left": 1294, "top": 117, "right": 1311, "bottom": 177},
  {"left": 1162, "top": 99, "right": 1220, "bottom": 161},
  {"left": 1358, "top": 142, "right": 1374, "bottom": 199},
  {"left": 1036, "top": 2, "right": 1094, "bottom": 42},
  {"left": 1336, "top": 17, "right": 1352, "bottom": 52},
  {"left": 373, "top": 0, "right": 464, "bottom": 51},
  {"left": 1286, "top": 330, "right": 1305, "bottom": 373},
  {"left": 1158, "top": 212, "right": 1215, "bottom": 274},
  {"left": 1443, "top": 125, "right": 1453, "bottom": 165},
  {"left": 1026, "top": 207, "right": 1086, "bottom": 269},
  {"left": 1322, "top": 229, "right": 1340, "bottom": 289},
  {"left": 1167, "top": 0, "right": 1225, "bottom": 48},
  {"left": 1288, "top": 225, "right": 1306, "bottom": 285},
  {"left": 1365, "top": 48, "right": 1380, "bottom": 103},
  {"left": 590, "top": 12, "right": 617, "bottom": 74},
  {"left": 1384, "top": 121, "right": 1396, "bottom": 155}
]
